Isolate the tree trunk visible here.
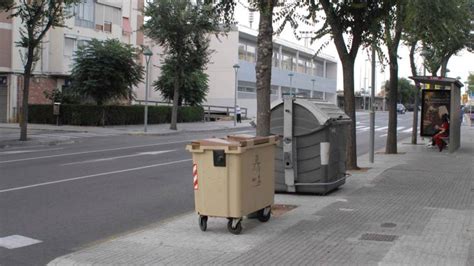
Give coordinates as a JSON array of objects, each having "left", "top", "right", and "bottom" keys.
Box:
[
  {"left": 440, "top": 55, "right": 451, "bottom": 77},
  {"left": 170, "top": 69, "right": 180, "bottom": 130},
  {"left": 20, "top": 50, "right": 34, "bottom": 141},
  {"left": 408, "top": 42, "right": 419, "bottom": 145},
  {"left": 385, "top": 51, "right": 398, "bottom": 154},
  {"left": 342, "top": 59, "right": 358, "bottom": 170},
  {"left": 255, "top": 0, "right": 274, "bottom": 137}
]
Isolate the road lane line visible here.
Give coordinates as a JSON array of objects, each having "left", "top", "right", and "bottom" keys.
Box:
[
  {"left": 0, "top": 235, "right": 42, "bottom": 249},
  {"left": 375, "top": 126, "right": 388, "bottom": 131},
  {"left": 62, "top": 150, "right": 176, "bottom": 166},
  {"left": 380, "top": 134, "right": 387, "bottom": 137},
  {"left": 0, "top": 148, "right": 63, "bottom": 155},
  {"left": 402, "top": 127, "right": 413, "bottom": 133},
  {"left": 0, "top": 140, "right": 189, "bottom": 164},
  {"left": 0, "top": 159, "right": 192, "bottom": 193}
]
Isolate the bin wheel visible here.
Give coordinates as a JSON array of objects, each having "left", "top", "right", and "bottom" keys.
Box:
[
  {"left": 257, "top": 206, "right": 271, "bottom": 222},
  {"left": 199, "top": 215, "right": 208, "bottom": 231},
  {"left": 227, "top": 219, "right": 242, "bottom": 235}
]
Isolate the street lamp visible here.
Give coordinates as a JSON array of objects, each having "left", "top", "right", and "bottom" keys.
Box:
[
  {"left": 233, "top": 64, "right": 240, "bottom": 127},
  {"left": 288, "top": 73, "right": 294, "bottom": 97},
  {"left": 143, "top": 47, "right": 153, "bottom": 133}
]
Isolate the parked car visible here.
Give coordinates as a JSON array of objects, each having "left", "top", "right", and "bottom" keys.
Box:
[
  {"left": 397, "top": 104, "right": 406, "bottom": 114},
  {"left": 405, "top": 104, "right": 420, "bottom": 112}
]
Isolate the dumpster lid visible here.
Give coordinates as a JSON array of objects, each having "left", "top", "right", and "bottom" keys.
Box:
[
  {"left": 271, "top": 98, "right": 350, "bottom": 125},
  {"left": 189, "top": 135, "right": 278, "bottom": 149}
]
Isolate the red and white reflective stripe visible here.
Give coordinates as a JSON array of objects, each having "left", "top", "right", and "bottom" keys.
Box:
[{"left": 193, "top": 163, "right": 198, "bottom": 190}]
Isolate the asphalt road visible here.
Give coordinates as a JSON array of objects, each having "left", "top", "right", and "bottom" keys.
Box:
[{"left": 0, "top": 112, "right": 417, "bottom": 265}]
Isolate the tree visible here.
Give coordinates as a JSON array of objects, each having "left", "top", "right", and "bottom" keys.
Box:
[
  {"left": 417, "top": 0, "right": 472, "bottom": 77},
  {"left": 70, "top": 39, "right": 144, "bottom": 106},
  {"left": 384, "top": 78, "right": 416, "bottom": 105},
  {"left": 294, "top": 0, "right": 388, "bottom": 169},
  {"left": 154, "top": 56, "right": 210, "bottom": 106},
  {"left": 467, "top": 73, "right": 474, "bottom": 94},
  {"left": 381, "top": 0, "right": 405, "bottom": 154},
  {"left": 153, "top": 29, "right": 212, "bottom": 106},
  {"left": 143, "top": 0, "right": 219, "bottom": 130},
  {"left": 210, "top": 0, "right": 277, "bottom": 136},
  {"left": 1, "top": 0, "right": 80, "bottom": 141}
]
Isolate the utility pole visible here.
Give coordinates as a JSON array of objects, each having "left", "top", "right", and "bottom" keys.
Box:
[{"left": 369, "top": 46, "right": 376, "bottom": 163}]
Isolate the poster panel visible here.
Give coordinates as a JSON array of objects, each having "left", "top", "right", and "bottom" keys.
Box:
[{"left": 421, "top": 89, "right": 451, "bottom": 137}]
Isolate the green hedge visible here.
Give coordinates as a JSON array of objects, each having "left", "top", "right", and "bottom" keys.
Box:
[{"left": 28, "top": 104, "right": 204, "bottom": 126}]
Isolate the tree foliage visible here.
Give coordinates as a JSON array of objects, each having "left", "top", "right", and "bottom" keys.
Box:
[
  {"left": 276, "top": 0, "right": 389, "bottom": 169},
  {"left": 70, "top": 39, "right": 144, "bottom": 106},
  {"left": 384, "top": 78, "right": 416, "bottom": 105},
  {"left": 467, "top": 73, "right": 474, "bottom": 94},
  {"left": 143, "top": 0, "right": 219, "bottom": 130},
  {"left": 153, "top": 55, "right": 210, "bottom": 106},
  {"left": 414, "top": 0, "right": 473, "bottom": 76},
  {"left": 2, "top": 0, "right": 80, "bottom": 141}
]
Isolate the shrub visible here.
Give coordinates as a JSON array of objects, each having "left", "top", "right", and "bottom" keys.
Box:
[{"left": 28, "top": 104, "right": 203, "bottom": 126}]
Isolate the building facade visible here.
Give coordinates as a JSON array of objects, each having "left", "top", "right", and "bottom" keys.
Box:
[
  {"left": 0, "top": 0, "right": 145, "bottom": 123},
  {"left": 144, "top": 26, "right": 338, "bottom": 118}
]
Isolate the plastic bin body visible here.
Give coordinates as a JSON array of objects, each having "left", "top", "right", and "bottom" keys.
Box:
[
  {"left": 270, "top": 98, "right": 350, "bottom": 194},
  {"left": 187, "top": 135, "right": 276, "bottom": 218}
]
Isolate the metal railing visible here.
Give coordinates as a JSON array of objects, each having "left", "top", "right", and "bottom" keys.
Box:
[{"left": 133, "top": 100, "right": 248, "bottom": 121}]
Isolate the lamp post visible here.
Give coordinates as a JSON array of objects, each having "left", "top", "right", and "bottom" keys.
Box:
[
  {"left": 143, "top": 47, "right": 153, "bottom": 133},
  {"left": 369, "top": 46, "right": 376, "bottom": 163},
  {"left": 288, "top": 73, "right": 294, "bottom": 97},
  {"left": 311, "top": 78, "right": 315, "bottom": 98},
  {"left": 233, "top": 64, "right": 240, "bottom": 127}
]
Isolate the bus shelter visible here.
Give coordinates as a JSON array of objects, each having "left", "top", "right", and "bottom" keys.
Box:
[{"left": 409, "top": 76, "right": 463, "bottom": 153}]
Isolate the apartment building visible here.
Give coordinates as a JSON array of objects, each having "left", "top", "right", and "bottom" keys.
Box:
[
  {"left": 0, "top": 0, "right": 145, "bottom": 123},
  {"left": 143, "top": 25, "right": 338, "bottom": 117}
]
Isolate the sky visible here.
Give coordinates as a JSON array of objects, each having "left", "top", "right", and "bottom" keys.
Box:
[{"left": 233, "top": 2, "right": 474, "bottom": 96}]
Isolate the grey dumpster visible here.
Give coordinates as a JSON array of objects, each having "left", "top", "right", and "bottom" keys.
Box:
[{"left": 270, "top": 97, "right": 351, "bottom": 194}]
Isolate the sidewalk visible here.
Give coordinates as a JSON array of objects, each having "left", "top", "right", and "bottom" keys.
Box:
[
  {"left": 0, "top": 120, "right": 252, "bottom": 148},
  {"left": 49, "top": 127, "right": 474, "bottom": 265}
]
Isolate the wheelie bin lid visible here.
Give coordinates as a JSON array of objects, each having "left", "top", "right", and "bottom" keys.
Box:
[{"left": 186, "top": 135, "right": 278, "bottom": 153}]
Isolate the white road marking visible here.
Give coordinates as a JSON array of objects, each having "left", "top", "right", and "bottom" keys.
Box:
[
  {"left": 62, "top": 150, "right": 175, "bottom": 166},
  {"left": 397, "top": 126, "right": 405, "bottom": 131},
  {"left": 0, "top": 140, "right": 189, "bottom": 164},
  {"left": 339, "top": 208, "right": 355, "bottom": 212},
  {"left": 357, "top": 126, "right": 370, "bottom": 131},
  {"left": 0, "top": 148, "right": 63, "bottom": 155},
  {"left": 232, "top": 130, "right": 254, "bottom": 134},
  {"left": 402, "top": 127, "right": 413, "bottom": 133},
  {"left": 0, "top": 235, "right": 42, "bottom": 249},
  {"left": 375, "top": 126, "right": 388, "bottom": 131},
  {"left": 335, "top": 198, "right": 348, "bottom": 202},
  {"left": 380, "top": 134, "right": 387, "bottom": 137},
  {"left": 0, "top": 159, "right": 192, "bottom": 193}
]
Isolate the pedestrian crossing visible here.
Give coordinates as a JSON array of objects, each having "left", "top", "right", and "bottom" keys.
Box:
[
  {"left": 32, "top": 132, "right": 120, "bottom": 140},
  {"left": 356, "top": 124, "right": 418, "bottom": 137}
]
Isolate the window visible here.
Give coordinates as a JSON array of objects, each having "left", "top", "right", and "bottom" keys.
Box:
[
  {"left": 64, "top": 37, "right": 75, "bottom": 57},
  {"left": 238, "top": 41, "right": 257, "bottom": 63},
  {"left": 238, "top": 43, "right": 246, "bottom": 60},
  {"left": 246, "top": 45, "right": 256, "bottom": 63},
  {"left": 238, "top": 86, "right": 256, "bottom": 93},
  {"left": 298, "top": 89, "right": 311, "bottom": 98},
  {"left": 282, "top": 52, "right": 294, "bottom": 71},
  {"left": 95, "top": 3, "right": 121, "bottom": 32},
  {"left": 74, "top": 0, "right": 95, "bottom": 28},
  {"left": 272, "top": 51, "right": 280, "bottom": 67},
  {"left": 314, "top": 60, "right": 324, "bottom": 77},
  {"left": 297, "top": 58, "right": 305, "bottom": 73}
]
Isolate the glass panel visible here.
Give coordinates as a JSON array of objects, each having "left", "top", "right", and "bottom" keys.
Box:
[
  {"left": 64, "top": 38, "right": 75, "bottom": 57},
  {"left": 298, "top": 89, "right": 310, "bottom": 98},
  {"left": 246, "top": 45, "right": 256, "bottom": 63},
  {"left": 314, "top": 60, "right": 324, "bottom": 77},
  {"left": 238, "top": 43, "right": 246, "bottom": 61},
  {"left": 282, "top": 53, "right": 293, "bottom": 71},
  {"left": 298, "top": 59, "right": 305, "bottom": 73},
  {"left": 272, "top": 51, "right": 279, "bottom": 67}
]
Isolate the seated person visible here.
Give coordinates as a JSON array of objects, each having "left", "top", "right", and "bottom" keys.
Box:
[{"left": 431, "top": 113, "right": 449, "bottom": 152}]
